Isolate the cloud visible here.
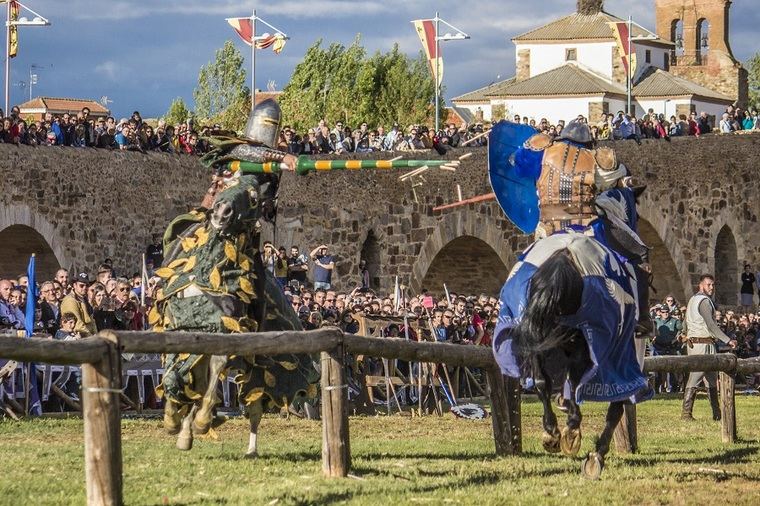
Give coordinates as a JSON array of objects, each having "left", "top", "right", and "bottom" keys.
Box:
[{"left": 93, "top": 61, "right": 120, "bottom": 81}]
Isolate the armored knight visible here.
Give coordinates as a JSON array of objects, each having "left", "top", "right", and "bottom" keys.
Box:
[
  {"left": 200, "top": 98, "right": 296, "bottom": 212},
  {"left": 490, "top": 119, "right": 652, "bottom": 333}
]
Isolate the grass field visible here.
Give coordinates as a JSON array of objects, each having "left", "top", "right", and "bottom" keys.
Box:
[{"left": 1, "top": 394, "right": 759, "bottom": 505}]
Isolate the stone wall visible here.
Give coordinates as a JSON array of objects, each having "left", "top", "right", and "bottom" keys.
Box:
[
  {"left": 516, "top": 49, "right": 531, "bottom": 82},
  {"left": 0, "top": 144, "right": 208, "bottom": 280},
  {"left": 3, "top": 133, "right": 760, "bottom": 302}
]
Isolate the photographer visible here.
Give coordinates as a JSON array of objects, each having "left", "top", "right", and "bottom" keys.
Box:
[{"left": 0, "top": 279, "right": 23, "bottom": 330}]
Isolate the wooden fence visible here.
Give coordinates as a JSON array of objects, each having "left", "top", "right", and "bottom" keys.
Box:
[{"left": 1, "top": 331, "right": 760, "bottom": 506}]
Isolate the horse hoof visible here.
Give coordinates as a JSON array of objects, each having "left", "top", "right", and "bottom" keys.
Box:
[
  {"left": 542, "top": 428, "right": 561, "bottom": 454},
  {"left": 244, "top": 451, "right": 258, "bottom": 459},
  {"left": 560, "top": 426, "right": 582, "bottom": 457},
  {"left": 193, "top": 411, "right": 212, "bottom": 435},
  {"left": 581, "top": 452, "right": 604, "bottom": 480},
  {"left": 177, "top": 434, "right": 193, "bottom": 451}
]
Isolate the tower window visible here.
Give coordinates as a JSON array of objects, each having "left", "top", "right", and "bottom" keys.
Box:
[
  {"left": 566, "top": 48, "right": 577, "bottom": 61},
  {"left": 645, "top": 50, "right": 651, "bottom": 63}
]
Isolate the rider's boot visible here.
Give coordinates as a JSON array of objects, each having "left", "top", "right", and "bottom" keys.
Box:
[
  {"left": 708, "top": 387, "right": 721, "bottom": 421},
  {"left": 681, "top": 387, "right": 697, "bottom": 421}
]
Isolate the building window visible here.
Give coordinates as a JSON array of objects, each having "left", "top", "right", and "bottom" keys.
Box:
[
  {"left": 645, "top": 50, "right": 651, "bottom": 63},
  {"left": 565, "top": 48, "right": 577, "bottom": 61},
  {"left": 664, "top": 52, "right": 670, "bottom": 70}
]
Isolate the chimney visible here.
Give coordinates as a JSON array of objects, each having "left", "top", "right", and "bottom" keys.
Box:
[{"left": 577, "top": 0, "right": 604, "bottom": 15}]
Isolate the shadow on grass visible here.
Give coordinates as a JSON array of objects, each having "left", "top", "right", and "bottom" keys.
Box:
[
  {"left": 623, "top": 444, "right": 759, "bottom": 467},
  {"left": 275, "top": 468, "right": 563, "bottom": 506}
]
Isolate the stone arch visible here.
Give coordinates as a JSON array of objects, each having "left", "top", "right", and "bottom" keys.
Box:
[
  {"left": 671, "top": 19, "right": 684, "bottom": 56},
  {"left": 410, "top": 211, "right": 515, "bottom": 296},
  {"left": 420, "top": 235, "right": 508, "bottom": 297},
  {"left": 697, "top": 17, "right": 710, "bottom": 57},
  {"left": 360, "top": 229, "right": 381, "bottom": 289},
  {"left": 637, "top": 218, "right": 686, "bottom": 305},
  {"left": 637, "top": 204, "right": 692, "bottom": 304},
  {"left": 714, "top": 225, "right": 738, "bottom": 307},
  {"left": 0, "top": 204, "right": 71, "bottom": 281}
]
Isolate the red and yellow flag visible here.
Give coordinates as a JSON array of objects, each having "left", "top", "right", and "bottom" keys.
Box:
[
  {"left": 609, "top": 22, "right": 637, "bottom": 80},
  {"left": 227, "top": 17, "right": 254, "bottom": 46},
  {"left": 227, "top": 17, "right": 285, "bottom": 54},
  {"left": 9, "top": 1, "right": 19, "bottom": 58},
  {"left": 413, "top": 19, "right": 442, "bottom": 87}
]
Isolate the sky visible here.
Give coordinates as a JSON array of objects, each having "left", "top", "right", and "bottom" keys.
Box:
[{"left": 6, "top": 0, "right": 760, "bottom": 119}]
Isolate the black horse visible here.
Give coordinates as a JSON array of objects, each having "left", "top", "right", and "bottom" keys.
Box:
[{"left": 498, "top": 237, "right": 648, "bottom": 480}]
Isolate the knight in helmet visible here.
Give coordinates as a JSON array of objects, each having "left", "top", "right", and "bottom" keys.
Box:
[
  {"left": 489, "top": 118, "right": 652, "bottom": 333},
  {"left": 200, "top": 98, "right": 296, "bottom": 213}
]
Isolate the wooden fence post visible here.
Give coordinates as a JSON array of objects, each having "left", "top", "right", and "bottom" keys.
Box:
[
  {"left": 321, "top": 342, "right": 350, "bottom": 477},
  {"left": 82, "top": 331, "right": 123, "bottom": 506},
  {"left": 613, "top": 404, "right": 637, "bottom": 454},
  {"left": 719, "top": 371, "right": 736, "bottom": 443},
  {"left": 487, "top": 368, "right": 521, "bottom": 456}
]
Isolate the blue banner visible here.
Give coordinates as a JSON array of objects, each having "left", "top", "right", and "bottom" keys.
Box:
[{"left": 24, "top": 254, "right": 42, "bottom": 416}]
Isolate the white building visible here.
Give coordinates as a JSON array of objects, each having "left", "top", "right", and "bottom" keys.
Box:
[{"left": 452, "top": 4, "right": 733, "bottom": 124}]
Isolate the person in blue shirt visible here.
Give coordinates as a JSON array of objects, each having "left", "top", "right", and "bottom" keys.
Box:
[{"left": 310, "top": 244, "right": 335, "bottom": 290}]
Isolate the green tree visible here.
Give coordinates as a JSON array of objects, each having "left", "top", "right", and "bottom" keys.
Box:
[
  {"left": 747, "top": 53, "right": 760, "bottom": 111},
  {"left": 164, "top": 97, "right": 190, "bottom": 126},
  {"left": 279, "top": 39, "right": 438, "bottom": 131},
  {"left": 194, "top": 40, "right": 249, "bottom": 125}
]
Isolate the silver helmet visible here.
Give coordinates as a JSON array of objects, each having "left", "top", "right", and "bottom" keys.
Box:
[
  {"left": 243, "top": 98, "right": 282, "bottom": 148},
  {"left": 557, "top": 119, "right": 593, "bottom": 145}
]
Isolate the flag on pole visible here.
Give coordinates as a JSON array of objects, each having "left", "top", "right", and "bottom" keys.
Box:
[
  {"left": 9, "top": 0, "right": 19, "bottom": 58},
  {"left": 413, "top": 19, "right": 443, "bottom": 87},
  {"left": 24, "top": 254, "right": 42, "bottom": 416},
  {"left": 227, "top": 17, "right": 254, "bottom": 46},
  {"left": 256, "top": 33, "right": 287, "bottom": 54},
  {"left": 609, "top": 22, "right": 637, "bottom": 79}
]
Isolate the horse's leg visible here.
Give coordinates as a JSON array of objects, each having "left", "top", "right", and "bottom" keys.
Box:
[
  {"left": 560, "top": 334, "right": 589, "bottom": 456},
  {"left": 193, "top": 355, "right": 226, "bottom": 434},
  {"left": 582, "top": 400, "right": 625, "bottom": 479},
  {"left": 177, "top": 404, "right": 198, "bottom": 451},
  {"left": 163, "top": 399, "right": 187, "bottom": 435},
  {"left": 533, "top": 355, "right": 561, "bottom": 453},
  {"left": 244, "top": 398, "right": 264, "bottom": 459}
]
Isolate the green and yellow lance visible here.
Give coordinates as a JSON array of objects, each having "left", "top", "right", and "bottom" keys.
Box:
[{"left": 220, "top": 155, "right": 460, "bottom": 176}]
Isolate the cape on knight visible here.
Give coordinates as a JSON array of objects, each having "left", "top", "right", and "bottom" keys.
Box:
[{"left": 489, "top": 119, "right": 651, "bottom": 335}]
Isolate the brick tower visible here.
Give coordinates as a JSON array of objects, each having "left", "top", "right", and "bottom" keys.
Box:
[{"left": 655, "top": 0, "right": 748, "bottom": 106}]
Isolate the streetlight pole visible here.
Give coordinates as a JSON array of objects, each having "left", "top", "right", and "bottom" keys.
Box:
[
  {"left": 5, "top": 1, "right": 10, "bottom": 114},
  {"left": 251, "top": 8, "right": 256, "bottom": 112},
  {"left": 3, "top": 2, "right": 50, "bottom": 114},
  {"left": 434, "top": 12, "right": 440, "bottom": 133},
  {"left": 627, "top": 16, "right": 632, "bottom": 116}
]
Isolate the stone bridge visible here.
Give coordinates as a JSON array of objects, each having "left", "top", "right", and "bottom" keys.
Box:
[{"left": 2, "top": 134, "right": 758, "bottom": 307}]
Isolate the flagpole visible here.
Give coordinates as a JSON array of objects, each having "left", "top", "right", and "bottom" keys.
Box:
[
  {"left": 5, "top": 0, "right": 10, "bottom": 115},
  {"left": 251, "top": 9, "right": 256, "bottom": 112},
  {"left": 627, "top": 15, "right": 632, "bottom": 115},
  {"left": 434, "top": 12, "right": 440, "bottom": 134}
]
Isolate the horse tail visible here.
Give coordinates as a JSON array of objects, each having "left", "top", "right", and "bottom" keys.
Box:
[{"left": 511, "top": 248, "right": 584, "bottom": 356}]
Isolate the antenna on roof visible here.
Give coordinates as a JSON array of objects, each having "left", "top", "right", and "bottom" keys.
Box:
[
  {"left": 100, "top": 96, "right": 113, "bottom": 108},
  {"left": 266, "top": 80, "right": 276, "bottom": 91}
]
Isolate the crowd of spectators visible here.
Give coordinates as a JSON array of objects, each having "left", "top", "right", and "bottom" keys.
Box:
[
  {"left": 514, "top": 104, "right": 760, "bottom": 144},
  {"left": 649, "top": 293, "right": 760, "bottom": 395}
]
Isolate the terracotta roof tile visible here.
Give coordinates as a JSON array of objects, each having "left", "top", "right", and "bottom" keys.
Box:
[
  {"left": 452, "top": 78, "right": 516, "bottom": 103},
  {"left": 632, "top": 67, "right": 733, "bottom": 102},
  {"left": 17, "top": 96, "right": 110, "bottom": 114},
  {"left": 486, "top": 63, "right": 626, "bottom": 97},
  {"left": 513, "top": 10, "right": 671, "bottom": 44}
]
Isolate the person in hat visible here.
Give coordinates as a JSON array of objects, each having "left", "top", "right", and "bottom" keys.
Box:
[{"left": 60, "top": 272, "right": 97, "bottom": 336}]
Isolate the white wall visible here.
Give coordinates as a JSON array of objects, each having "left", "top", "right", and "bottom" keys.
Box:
[
  {"left": 636, "top": 98, "right": 691, "bottom": 119},
  {"left": 517, "top": 42, "right": 615, "bottom": 80},
  {"left": 502, "top": 96, "right": 601, "bottom": 124},
  {"left": 633, "top": 43, "right": 670, "bottom": 79}
]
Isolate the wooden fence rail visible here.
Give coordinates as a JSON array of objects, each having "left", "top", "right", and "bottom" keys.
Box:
[{"left": 2, "top": 331, "right": 760, "bottom": 506}]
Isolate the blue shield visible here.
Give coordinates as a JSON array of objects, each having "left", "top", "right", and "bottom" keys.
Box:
[{"left": 488, "top": 121, "right": 542, "bottom": 234}]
